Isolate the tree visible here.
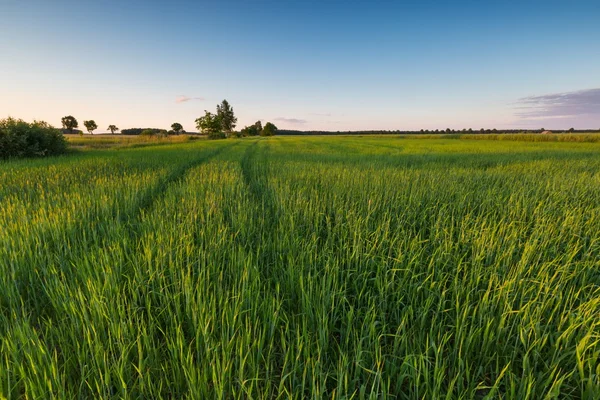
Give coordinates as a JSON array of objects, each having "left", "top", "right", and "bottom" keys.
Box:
[
  {"left": 568, "top": 127, "right": 575, "bottom": 133},
  {"left": 61, "top": 115, "right": 78, "bottom": 134},
  {"left": 240, "top": 120, "right": 263, "bottom": 137},
  {"left": 195, "top": 111, "right": 224, "bottom": 139},
  {"left": 171, "top": 122, "right": 184, "bottom": 134},
  {"left": 240, "top": 126, "right": 252, "bottom": 137},
  {"left": 216, "top": 99, "right": 237, "bottom": 133},
  {"left": 261, "top": 122, "right": 278, "bottom": 136},
  {"left": 107, "top": 125, "right": 119, "bottom": 135},
  {"left": 83, "top": 120, "right": 98, "bottom": 134},
  {"left": 254, "top": 120, "right": 262, "bottom": 134}
]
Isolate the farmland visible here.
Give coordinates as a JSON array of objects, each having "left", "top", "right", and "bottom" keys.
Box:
[{"left": 1, "top": 136, "right": 599, "bottom": 398}]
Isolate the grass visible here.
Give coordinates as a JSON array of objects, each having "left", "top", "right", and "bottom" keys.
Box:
[
  {"left": 1, "top": 136, "right": 599, "bottom": 398},
  {"left": 400, "top": 133, "right": 600, "bottom": 143},
  {"left": 64, "top": 134, "right": 201, "bottom": 150}
]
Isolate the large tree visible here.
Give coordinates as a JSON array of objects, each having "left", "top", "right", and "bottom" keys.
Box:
[
  {"left": 83, "top": 120, "right": 98, "bottom": 135},
  {"left": 107, "top": 125, "right": 119, "bottom": 135},
  {"left": 216, "top": 99, "right": 237, "bottom": 133},
  {"left": 261, "top": 122, "right": 278, "bottom": 137},
  {"left": 195, "top": 111, "right": 224, "bottom": 139},
  {"left": 171, "top": 122, "right": 184, "bottom": 134},
  {"left": 61, "top": 115, "right": 78, "bottom": 134}
]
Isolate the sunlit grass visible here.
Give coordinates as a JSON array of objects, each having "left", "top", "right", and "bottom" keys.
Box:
[
  {"left": 65, "top": 133, "right": 202, "bottom": 150},
  {"left": 1, "top": 136, "right": 599, "bottom": 398}
]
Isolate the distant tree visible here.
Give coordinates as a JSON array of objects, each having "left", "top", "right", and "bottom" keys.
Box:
[
  {"left": 254, "top": 120, "right": 262, "bottom": 135},
  {"left": 261, "top": 122, "right": 278, "bottom": 136},
  {"left": 83, "top": 120, "right": 98, "bottom": 134},
  {"left": 240, "top": 120, "right": 263, "bottom": 137},
  {"left": 171, "top": 122, "right": 184, "bottom": 134},
  {"left": 195, "top": 111, "right": 224, "bottom": 139},
  {"left": 216, "top": 99, "right": 237, "bottom": 134},
  {"left": 446, "top": 128, "right": 451, "bottom": 133},
  {"left": 480, "top": 128, "right": 485, "bottom": 134},
  {"left": 468, "top": 128, "right": 473, "bottom": 134},
  {"left": 240, "top": 126, "right": 251, "bottom": 137},
  {"left": 107, "top": 125, "right": 119, "bottom": 135},
  {"left": 61, "top": 115, "right": 78, "bottom": 134},
  {"left": 568, "top": 127, "right": 575, "bottom": 133},
  {"left": 540, "top": 127, "right": 545, "bottom": 132}
]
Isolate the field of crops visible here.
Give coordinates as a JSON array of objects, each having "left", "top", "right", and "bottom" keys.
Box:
[{"left": 1, "top": 136, "right": 599, "bottom": 399}]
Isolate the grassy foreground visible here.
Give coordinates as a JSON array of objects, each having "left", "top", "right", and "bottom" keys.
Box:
[{"left": 1, "top": 137, "right": 599, "bottom": 399}]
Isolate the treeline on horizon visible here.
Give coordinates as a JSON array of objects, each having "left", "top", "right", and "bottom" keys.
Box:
[
  {"left": 81, "top": 128, "right": 600, "bottom": 136},
  {"left": 277, "top": 128, "right": 600, "bottom": 136}
]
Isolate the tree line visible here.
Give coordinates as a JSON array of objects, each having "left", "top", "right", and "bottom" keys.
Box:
[
  {"left": 277, "top": 127, "right": 595, "bottom": 135},
  {"left": 60, "top": 100, "right": 278, "bottom": 139}
]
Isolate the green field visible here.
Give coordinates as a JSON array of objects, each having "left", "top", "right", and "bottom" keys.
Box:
[{"left": 1, "top": 137, "right": 599, "bottom": 399}]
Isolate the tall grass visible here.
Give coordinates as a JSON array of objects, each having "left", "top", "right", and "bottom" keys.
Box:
[
  {"left": 1, "top": 137, "right": 599, "bottom": 398},
  {"left": 65, "top": 134, "right": 201, "bottom": 150}
]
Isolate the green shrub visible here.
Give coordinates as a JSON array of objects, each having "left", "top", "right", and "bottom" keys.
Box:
[
  {"left": 139, "top": 128, "right": 168, "bottom": 137},
  {"left": 207, "top": 131, "right": 226, "bottom": 140},
  {"left": 0, "top": 118, "right": 67, "bottom": 159},
  {"left": 140, "top": 129, "right": 155, "bottom": 136}
]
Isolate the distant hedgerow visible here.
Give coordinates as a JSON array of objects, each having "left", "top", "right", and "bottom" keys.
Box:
[{"left": 0, "top": 118, "right": 67, "bottom": 159}]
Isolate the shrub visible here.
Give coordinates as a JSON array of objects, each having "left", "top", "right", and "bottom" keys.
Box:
[
  {"left": 121, "top": 128, "right": 144, "bottom": 135},
  {"left": 0, "top": 118, "right": 67, "bottom": 159},
  {"left": 122, "top": 128, "right": 167, "bottom": 136},
  {"left": 141, "top": 129, "right": 156, "bottom": 136},
  {"left": 207, "top": 131, "right": 226, "bottom": 140},
  {"left": 139, "top": 129, "right": 168, "bottom": 137}
]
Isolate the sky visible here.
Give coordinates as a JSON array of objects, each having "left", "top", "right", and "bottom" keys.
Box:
[{"left": 1, "top": 0, "right": 599, "bottom": 132}]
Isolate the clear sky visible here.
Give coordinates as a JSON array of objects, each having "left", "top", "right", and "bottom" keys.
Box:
[{"left": 1, "top": 0, "right": 599, "bottom": 132}]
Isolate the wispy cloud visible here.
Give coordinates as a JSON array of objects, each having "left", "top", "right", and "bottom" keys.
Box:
[
  {"left": 175, "top": 95, "right": 205, "bottom": 104},
  {"left": 274, "top": 117, "right": 307, "bottom": 124},
  {"left": 515, "top": 88, "right": 600, "bottom": 119}
]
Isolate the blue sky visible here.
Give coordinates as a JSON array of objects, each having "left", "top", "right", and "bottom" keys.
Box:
[{"left": 1, "top": 0, "right": 599, "bottom": 132}]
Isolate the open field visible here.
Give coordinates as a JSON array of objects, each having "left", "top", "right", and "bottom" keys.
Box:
[{"left": 1, "top": 136, "right": 599, "bottom": 398}]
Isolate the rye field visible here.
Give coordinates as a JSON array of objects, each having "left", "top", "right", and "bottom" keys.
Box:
[{"left": 1, "top": 136, "right": 599, "bottom": 399}]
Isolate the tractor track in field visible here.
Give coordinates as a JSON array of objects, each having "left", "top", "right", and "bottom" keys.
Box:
[
  {"left": 122, "top": 142, "right": 237, "bottom": 231},
  {"left": 4, "top": 142, "right": 236, "bottom": 326},
  {"left": 238, "top": 141, "right": 281, "bottom": 261}
]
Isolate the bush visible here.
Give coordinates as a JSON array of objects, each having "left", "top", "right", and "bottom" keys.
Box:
[
  {"left": 140, "top": 129, "right": 156, "bottom": 136},
  {"left": 0, "top": 118, "right": 67, "bottom": 159},
  {"left": 139, "top": 129, "right": 168, "bottom": 137},
  {"left": 122, "top": 128, "right": 167, "bottom": 136},
  {"left": 121, "top": 128, "right": 144, "bottom": 135},
  {"left": 207, "top": 131, "right": 226, "bottom": 140}
]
